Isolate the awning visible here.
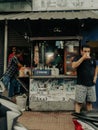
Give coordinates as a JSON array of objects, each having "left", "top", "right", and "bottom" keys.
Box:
[{"left": 0, "top": 10, "right": 98, "bottom": 20}]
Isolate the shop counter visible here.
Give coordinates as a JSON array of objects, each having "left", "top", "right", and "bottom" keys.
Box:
[
  {"left": 30, "top": 75, "right": 77, "bottom": 79},
  {"left": 29, "top": 75, "right": 77, "bottom": 111},
  {"left": 17, "top": 76, "right": 29, "bottom": 93}
]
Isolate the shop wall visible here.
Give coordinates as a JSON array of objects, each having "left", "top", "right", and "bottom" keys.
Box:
[
  {"left": 81, "top": 25, "right": 98, "bottom": 44},
  {"left": 8, "top": 27, "right": 29, "bottom": 47},
  {"left": 8, "top": 25, "right": 31, "bottom": 66},
  {"left": 0, "top": 1, "right": 32, "bottom": 12}
]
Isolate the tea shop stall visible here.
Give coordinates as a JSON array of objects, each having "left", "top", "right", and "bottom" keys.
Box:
[{"left": 20, "top": 36, "right": 81, "bottom": 111}]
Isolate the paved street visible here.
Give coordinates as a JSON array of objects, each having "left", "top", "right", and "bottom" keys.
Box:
[{"left": 18, "top": 111, "right": 75, "bottom": 130}]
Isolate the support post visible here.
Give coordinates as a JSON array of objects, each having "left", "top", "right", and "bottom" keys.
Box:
[{"left": 4, "top": 20, "right": 8, "bottom": 72}]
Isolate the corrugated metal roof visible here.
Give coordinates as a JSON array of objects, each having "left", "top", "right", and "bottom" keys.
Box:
[{"left": 0, "top": 11, "right": 98, "bottom": 20}]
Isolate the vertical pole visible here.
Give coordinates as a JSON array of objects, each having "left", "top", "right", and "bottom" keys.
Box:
[
  {"left": 31, "top": 41, "right": 33, "bottom": 76},
  {"left": 4, "top": 20, "right": 8, "bottom": 72},
  {"left": 31, "top": 0, "right": 33, "bottom": 11}
]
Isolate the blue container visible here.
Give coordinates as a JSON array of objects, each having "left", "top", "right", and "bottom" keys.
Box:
[{"left": 33, "top": 69, "right": 51, "bottom": 76}]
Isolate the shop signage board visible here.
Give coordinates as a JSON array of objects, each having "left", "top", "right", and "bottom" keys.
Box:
[
  {"left": 33, "top": 0, "right": 98, "bottom": 11},
  {"left": 29, "top": 78, "right": 76, "bottom": 111}
]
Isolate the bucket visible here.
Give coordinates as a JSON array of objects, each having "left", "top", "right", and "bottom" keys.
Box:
[{"left": 16, "top": 94, "right": 27, "bottom": 111}]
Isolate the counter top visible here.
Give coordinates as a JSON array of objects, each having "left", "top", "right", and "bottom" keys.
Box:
[
  {"left": 30, "top": 75, "right": 77, "bottom": 79},
  {"left": 18, "top": 75, "right": 77, "bottom": 79}
]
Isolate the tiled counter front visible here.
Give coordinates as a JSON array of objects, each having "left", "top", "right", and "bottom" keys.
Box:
[{"left": 29, "top": 76, "right": 76, "bottom": 111}]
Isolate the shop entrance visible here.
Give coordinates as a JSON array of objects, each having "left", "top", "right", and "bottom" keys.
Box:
[{"left": 7, "top": 19, "right": 98, "bottom": 109}]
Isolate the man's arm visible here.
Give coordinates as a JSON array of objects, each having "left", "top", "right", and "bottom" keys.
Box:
[
  {"left": 93, "top": 66, "right": 98, "bottom": 84},
  {"left": 72, "top": 56, "right": 84, "bottom": 69},
  {"left": 13, "top": 57, "right": 23, "bottom": 68},
  {"left": 18, "top": 62, "right": 23, "bottom": 68},
  {"left": 72, "top": 53, "right": 89, "bottom": 69}
]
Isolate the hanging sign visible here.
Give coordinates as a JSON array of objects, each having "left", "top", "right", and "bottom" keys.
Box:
[{"left": 33, "top": 0, "right": 98, "bottom": 11}]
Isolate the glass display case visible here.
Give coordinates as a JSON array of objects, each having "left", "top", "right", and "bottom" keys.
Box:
[
  {"left": 64, "top": 41, "right": 79, "bottom": 75},
  {"left": 31, "top": 38, "right": 80, "bottom": 76}
]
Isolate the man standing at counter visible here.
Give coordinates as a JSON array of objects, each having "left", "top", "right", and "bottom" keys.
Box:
[
  {"left": 2, "top": 50, "right": 23, "bottom": 98},
  {"left": 72, "top": 45, "right": 97, "bottom": 113},
  {"left": 8, "top": 47, "right": 16, "bottom": 62}
]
